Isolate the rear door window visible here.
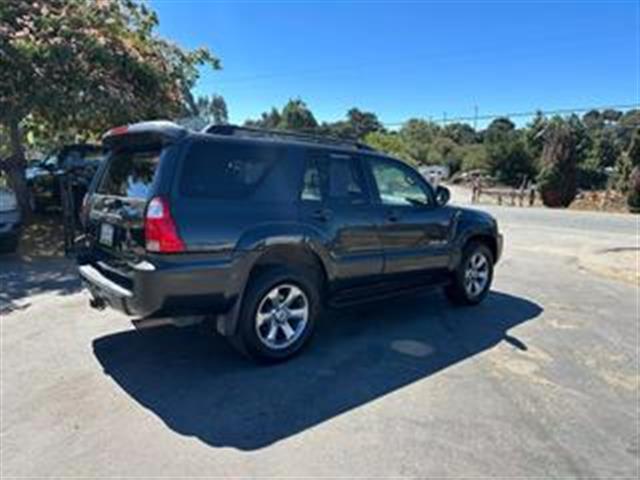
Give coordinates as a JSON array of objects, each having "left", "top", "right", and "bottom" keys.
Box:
[
  {"left": 97, "top": 149, "right": 161, "bottom": 199},
  {"left": 325, "top": 154, "right": 367, "bottom": 205},
  {"left": 179, "top": 140, "right": 283, "bottom": 200},
  {"left": 299, "top": 152, "right": 368, "bottom": 205},
  {"left": 300, "top": 157, "right": 323, "bottom": 202}
]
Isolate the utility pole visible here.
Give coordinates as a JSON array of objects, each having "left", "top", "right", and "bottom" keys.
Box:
[
  {"left": 473, "top": 105, "right": 479, "bottom": 130},
  {"left": 443, "top": 112, "right": 447, "bottom": 125}
]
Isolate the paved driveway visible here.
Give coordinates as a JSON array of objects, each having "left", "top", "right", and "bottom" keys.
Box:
[{"left": 1, "top": 204, "right": 638, "bottom": 477}]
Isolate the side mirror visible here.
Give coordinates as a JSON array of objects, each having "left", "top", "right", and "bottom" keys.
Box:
[{"left": 435, "top": 185, "right": 451, "bottom": 206}]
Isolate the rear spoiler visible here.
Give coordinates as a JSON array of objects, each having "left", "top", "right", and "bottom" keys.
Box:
[{"left": 102, "top": 121, "right": 188, "bottom": 149}]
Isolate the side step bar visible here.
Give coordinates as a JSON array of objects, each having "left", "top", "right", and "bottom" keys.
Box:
[{"left": 328, "top": 277, "right": 451, "bottom": 308}]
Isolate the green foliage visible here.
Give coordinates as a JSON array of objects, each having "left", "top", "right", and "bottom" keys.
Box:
[
  {"left": 484, "top": 119, "right": 534, "bottom": 186},
  {"left": 279, "top": 99, "right": 318, "bottom": 131},
  {"left": 245, "top": 99, "right": 317, "bottom": 131},
  {"left": 536, "top": 117, "right": 578, "bottom": 207},
  {"left": 0, "top": 0, "right": 219, "bottom": 215},
  {"left": 627, "top": 167, "right": 640, "bottom": 212},
  {"left": 343, "top": 108, "right": 383, "bottom": 139},
  {"left": 442, "top": 123, "right": 477, "bottom": 145},
  {"left": 363, "top": 131, "right": 412, "bottom": 163},
  {"left": 195, "top": 95, "right": 228, "bottom": 125},
  {"left": 247, "top": 103, "right": 383, "bottom": 141},
  {"left": 0, "top": 0, "right": 219, "bottom": 138},
  {"left": 459, "top": 144, "right": 490, "bottom": 172}
]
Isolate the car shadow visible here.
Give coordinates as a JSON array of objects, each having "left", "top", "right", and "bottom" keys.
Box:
[{"left": 92, "top": 290, "right": 542, "bottom": 451}]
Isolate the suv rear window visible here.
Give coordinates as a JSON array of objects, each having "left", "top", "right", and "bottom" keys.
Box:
[
  {"left": 97, "top": 149, "right": 161, "bottom": 199},
  {"left": 179, "top": 141, "right": 277, "bottom": 199}
]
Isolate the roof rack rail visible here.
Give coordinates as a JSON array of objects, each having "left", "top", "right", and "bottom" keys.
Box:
[{"left": 202, "top": 124, "right": 376, "bottom": 151}]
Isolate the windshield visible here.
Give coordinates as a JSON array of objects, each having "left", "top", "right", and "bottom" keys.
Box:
[{"left": 96, "top": 148, "right": 161, "bottom": 199}]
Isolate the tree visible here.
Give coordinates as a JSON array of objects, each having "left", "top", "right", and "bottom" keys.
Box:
[
  {"left": 364, "top": 131, "right": 412, "bottom": 163},
  {"left": 483, "top": 119, "right": 534, "bottom": 186},
  {"left": 484, "top": 117, "right": 516, "bottom": 140},
  {"left": 195, "top": 95, "right": 228, "bottom": 125},
  {"left": 278, "top": 99, "right": 318, "bottom": 131},
  {"left": 442, "top": 122, "right": 477, "bottom": 144},
  {"left": 0, "top": 0, "right": 219, "bottom": 216},
  {"left": 537, "top": 118, "right": 579, "bottom": 207},
  {"left": 525, "top": 111, "right": 547, "bottom": 165},
  {"left": 245, "top": 107, "right": 282, "bottom": 129},
  {"left": 398, "top": 119, "right": 441, "bottom": 165},
  {"left": 344, "top": 108, "right": 383, "bottom": 139},
  {"left": 459, "top": 144, "right": 490, "bottom": 172}
]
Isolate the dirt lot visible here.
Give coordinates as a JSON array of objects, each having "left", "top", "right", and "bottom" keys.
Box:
[{"left": 1, "top": 199, "right": 638, "bottom": 477}]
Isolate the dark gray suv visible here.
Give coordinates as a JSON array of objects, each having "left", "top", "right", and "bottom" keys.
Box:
[{"left": 78, "top": 121, "right": 502, "bottom": 362}]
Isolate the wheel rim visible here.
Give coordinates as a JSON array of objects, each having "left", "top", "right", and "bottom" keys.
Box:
[
  {"left": 464, "top": 251, "right": 490, "bottom": 298},
  {"left": 255, "top": 283, "right": 309, "bottom": 350}
]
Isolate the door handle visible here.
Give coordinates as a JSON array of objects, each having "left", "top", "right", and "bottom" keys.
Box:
[
  {"left": 311, "top": 208, "right": 331, "bottom": 222},
  {"left": 387, "top": 210, "right": 400, "bottom": 222}
]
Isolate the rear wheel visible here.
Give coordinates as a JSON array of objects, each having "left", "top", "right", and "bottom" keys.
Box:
[
  {"left": 231, "top": 267, "right": 321, "bottom": 362},
  {"left": 445, "top": 241, "right": 494, "bottom": 306}
]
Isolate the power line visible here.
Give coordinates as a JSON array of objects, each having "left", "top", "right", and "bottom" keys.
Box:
[{"left": 380, "top": 103, "right": 640, "bottom": 127}]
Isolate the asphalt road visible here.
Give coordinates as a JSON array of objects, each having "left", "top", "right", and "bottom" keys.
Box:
[{"left": 1, "top": 202, "right": 638, "bottom": 477}]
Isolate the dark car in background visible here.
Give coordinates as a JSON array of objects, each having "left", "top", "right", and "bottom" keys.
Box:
[
  {"left": 27, "top": 144, "right": 104, "bottom": 214},
  {"left": 78, "top": 121, "right": 502, "bottom": 362}
]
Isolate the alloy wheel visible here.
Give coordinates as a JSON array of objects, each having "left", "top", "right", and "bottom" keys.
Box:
[
  {"left": 254, "top": 283, "right": 309, "bottom": 350},
  {"left": 464, "top": 251, "right": 490, "bottom": 298}
]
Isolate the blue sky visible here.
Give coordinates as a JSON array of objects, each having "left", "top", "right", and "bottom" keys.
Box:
[{"left": 151, "top": 0, "right": 639, "bottom": 126}]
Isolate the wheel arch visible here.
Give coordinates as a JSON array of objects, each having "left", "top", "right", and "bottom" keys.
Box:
[
  {"left": 464, "top": 234, "right": 498, "bottom": 263},
  {"left": 216, "top": 241, "right": 330, "bottom": 337}
]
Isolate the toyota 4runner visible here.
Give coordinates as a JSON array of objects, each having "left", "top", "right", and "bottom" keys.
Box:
[{"left": 78, "top": 121, "right": 503, "bottom": 362}]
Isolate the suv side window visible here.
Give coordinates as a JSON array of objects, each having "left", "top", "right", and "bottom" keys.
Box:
[
  {"left": 300, "top": 153, "right": 368, "bottom": 205},
  {"left": 325, "top": 154, "right": 367, "bottom": 205},
  {"left": 180, "top": 141, "right": 277, "bottom": 200},
  {"left": 300, "top": 157, "right": 323, "bottom": 202},
  {"left": 369, "top": 157, "right": 431, "bottom": 207}
]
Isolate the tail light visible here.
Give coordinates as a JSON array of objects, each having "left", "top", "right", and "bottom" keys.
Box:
[{"left": 144, "top": 197, "right": 185, "bottom": 253}]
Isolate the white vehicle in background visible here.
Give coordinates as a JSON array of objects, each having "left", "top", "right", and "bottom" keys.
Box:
[
  {"left": 0, "top": 185, "right": 21, "bottom": 253},
  {"left": 419, "top": 165, "right": 450, "bottom": 188}
]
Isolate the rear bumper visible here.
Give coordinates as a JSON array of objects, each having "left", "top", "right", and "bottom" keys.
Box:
[{"left": 78, "top": 251, "right": 244, "bottom": 318}]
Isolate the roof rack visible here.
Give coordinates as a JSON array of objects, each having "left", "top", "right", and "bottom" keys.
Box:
[{"left": 202, "top": 124, "right": 376, "bottom": 151}]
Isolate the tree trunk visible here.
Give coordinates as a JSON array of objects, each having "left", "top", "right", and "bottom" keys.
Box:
[{"left": 3, "top": 118, "right": 32, "bottom": 221}]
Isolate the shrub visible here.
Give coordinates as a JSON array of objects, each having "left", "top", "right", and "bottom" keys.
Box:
[{"left": 537, "top": 119, "right": 578, "bottom": 207}]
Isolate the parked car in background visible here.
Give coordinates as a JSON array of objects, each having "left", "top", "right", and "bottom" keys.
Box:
[
  {"left": 0, "top": 184, "right": 21, "bottom": 254},
  {"left": 78, "top": 121, "right": 502, "bottom": 362},
  {"left": 27, "top": 144, "right": 104, "bottom": 214}
]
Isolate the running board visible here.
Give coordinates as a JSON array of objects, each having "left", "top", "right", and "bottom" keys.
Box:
[{"left": 328, "top": 277, "right": 451, "bottom": 308}]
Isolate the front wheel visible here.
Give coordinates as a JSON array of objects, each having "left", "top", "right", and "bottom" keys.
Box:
[
  {"left": 445, "top": 242, "right": 494, "bottom": 306},
  {"left": 231, "top": 267, "right": 321, "bottom": 362}
]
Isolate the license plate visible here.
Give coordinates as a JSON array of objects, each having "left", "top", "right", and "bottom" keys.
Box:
[{"left": 99, "top": 223, "right": 114, "bottom": 247}]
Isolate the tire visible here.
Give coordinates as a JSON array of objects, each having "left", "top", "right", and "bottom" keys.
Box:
[
  {"left": 445, "top": 241, "right": 494, "bottom": 306},
  {"left": 230, "top": 266, "right": 321, "bottom": 363}
]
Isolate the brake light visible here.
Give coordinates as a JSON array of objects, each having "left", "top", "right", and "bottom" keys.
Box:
[
  {"left": 144, "top": 197, "right": 185, "bottom": 253},
  {"left": 107, "top": 125, "right": 129, "bottom": 136}
]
